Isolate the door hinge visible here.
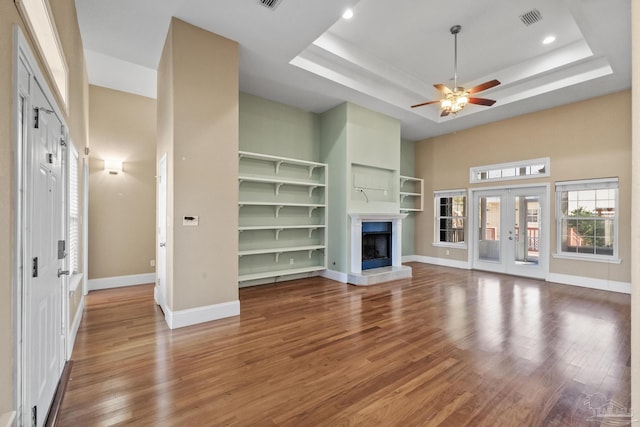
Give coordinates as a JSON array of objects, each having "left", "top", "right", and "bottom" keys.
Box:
[
  {"left": 32, "top": 405, "right": 37, "bottom": 426},
  {"left": 34, "top": 108, "right": 39, "bottom": 129},
  {"left": 32, "top": 257, "right": 38, "bottom": 278}
]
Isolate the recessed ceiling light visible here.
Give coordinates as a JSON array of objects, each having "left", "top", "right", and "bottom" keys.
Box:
[
  {"left": 342, "top": 9, "right": 354, "bottom": 19},
  {"left": 542, "top": 35, "right": 556, "bottom": 45}
]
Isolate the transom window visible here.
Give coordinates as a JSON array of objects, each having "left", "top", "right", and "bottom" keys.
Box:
[
  {"left": 470, "top": 158, "right": 550, "bottom": 183},
  {"left": 555, "top": 178, "right": 619, "bottom": 262},
  {"left": 434, "top": 189, "right": 466, "bottom": 247}
]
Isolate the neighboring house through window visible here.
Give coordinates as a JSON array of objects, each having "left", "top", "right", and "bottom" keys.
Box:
[
  {"left": 555, "top": 178, "right": 619, "bottom": 262},
  {"left": 434, "top": 189, "right": 466, "bottom": 247}
]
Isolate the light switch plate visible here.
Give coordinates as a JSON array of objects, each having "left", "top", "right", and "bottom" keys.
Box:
[{"left": 183, "top": 215, "right": 199, "bottom": 226}]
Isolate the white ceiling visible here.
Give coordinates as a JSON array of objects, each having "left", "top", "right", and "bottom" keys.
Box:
[{"left": 75, "top": 0, "right": 631, "bottom": 141}]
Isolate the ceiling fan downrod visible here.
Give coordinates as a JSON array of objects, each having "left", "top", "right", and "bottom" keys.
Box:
[{"left": 451, "top": 25, "right": 462, "bottom": 91}]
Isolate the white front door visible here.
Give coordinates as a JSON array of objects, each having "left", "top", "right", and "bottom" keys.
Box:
[
  {"left": 155, "top": 154, "right": 168, "bottom": 311},
  {"left": 27, "top": 79, "right": 66, "bottom": 426},
  {"left": 472, "top": 186, "right": 548, "bottom": 279}
]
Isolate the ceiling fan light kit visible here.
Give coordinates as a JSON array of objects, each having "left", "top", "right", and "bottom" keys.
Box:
[{"left": 411, "top": 25, "right": 500, "bottom": 117}]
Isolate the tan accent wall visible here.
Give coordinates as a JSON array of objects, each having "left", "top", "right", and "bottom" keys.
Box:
[
  {"left": 88, "top": 85, "right": 157, "bottom": 279},
  {"left": 158, "top": 18, "right": 239, "bottom": 312},
  {"left": 630, "top": 0, "right": 639, "bottom": 417},
  {"left": 415, "top": 91, "right": 631, "bottom": 283},
  {"left": 0, "top": 0, "right": 89, "bottom": 415}
]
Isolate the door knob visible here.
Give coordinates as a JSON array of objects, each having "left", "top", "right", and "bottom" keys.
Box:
[{"left": 159, "top": 242, "right": 166, "bottom": 247}]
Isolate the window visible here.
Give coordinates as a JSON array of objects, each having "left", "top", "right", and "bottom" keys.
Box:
[
  {"left": 555, "top": 178, "right": 619, "bottom": 261},
  {"left": 470, "top": 158, "right": 550, "bottom": 183},
  {"left": 434, "top": 190, "right": 466, "bottom": 247},
  {"left": 69, "top": 145, "right": 79, "bottom": 273},
  {"left": 15, "top": 0, "right": 69, "bottom": 107}
]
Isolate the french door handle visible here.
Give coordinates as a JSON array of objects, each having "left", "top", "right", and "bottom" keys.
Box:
[
  {"left": 159, "top": 242, "right": 166, "bottom": 247},
  {"left": 57, "top": 268, "right": 70, "bottom": 278}
]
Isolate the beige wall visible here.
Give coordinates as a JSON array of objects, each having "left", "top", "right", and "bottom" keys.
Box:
[
  {"left": 630, "top": 0, "right": 639, "bottom": 418},
  {"left": 415, "top": 91, "right": 631, "bottom": 283},
  {"left": 0, "top": 0, "right": 89, "bottom": 415},
  {"left": 158, "top": 18, "right": 239, "bottom": 313},
  {"left": 88, "top": 85, "right": 157, "bottom": 279}
]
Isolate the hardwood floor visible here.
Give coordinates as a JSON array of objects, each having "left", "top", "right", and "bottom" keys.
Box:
[{"left": 58, "top": 263, "right": 631, "bottom": 426}]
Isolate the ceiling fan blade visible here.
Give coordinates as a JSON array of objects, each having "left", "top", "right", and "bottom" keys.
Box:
[
  {"left": 434, "top": 84, "right": 452, "bottom": 94},
  {"left": 468, "top": 79, "right": 501, "bottom": 94},
  {"left": 440, "top": 110, "right": 450, "bottom": 117},
  {"left": 411, "top": 100, "right": 440, "bottom": 108},
  {"left": 468, "top": 97, "right": 496, "bottom": 106}
]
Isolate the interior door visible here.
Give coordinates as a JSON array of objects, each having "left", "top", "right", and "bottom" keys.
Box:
[
  {"left": 28, "top": 79, "right": 65, "bottom": 426},
  {"left": 473, "top": 186, "right": 547, "bottom": 279},
  {"left": 155, "top": 154, "right": 168, "bottom": 311}
]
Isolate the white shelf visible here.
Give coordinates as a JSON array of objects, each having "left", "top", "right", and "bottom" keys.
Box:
[
  {"left": 239, "top": 151, "right": 328, "bottom": 284},
  {"left": 399, "top": 175, "right": 424, "bottom": 212},
  {"left": 239, "top": 225, "right": 326, "bottom": 231},
  {"left": 239, "top": 245, "right": 325, "bottom": 256},
  {"left": 239, "top": 175, "right": 325, "bottom": 187},
  {"left": 238, "top": 202, "right": 324, "bottom": 208},
  {"left": 239, "top": 151, "right": 325, "bottom": 177},
  {"left": 239, "top": 202, "right": 324, "bottom": 218},
  {"left": 239, "top": 175, "right": 325, "bottom": 196},
  {"left": 239, "top": 265, "right": 325, "bottom": 282},
  {"left": 239, "top": 225, "right": 325, "bottom": 239}
]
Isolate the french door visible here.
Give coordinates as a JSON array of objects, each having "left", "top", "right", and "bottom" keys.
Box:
[{"left": 472, "top": 186, "right": 548, "bottom": 279}]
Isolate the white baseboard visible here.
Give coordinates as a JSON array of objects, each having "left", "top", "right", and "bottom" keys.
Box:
[
  {"left": 88, "top": 273, "right": 156, "bottom": 291},
  {"left": 67, "top": 295, "right": 85, "bottom": 357},
  {"left": 547, "top": 273, "right": 631, "bottom": 294},
  {"left": 0, "top": 411, "right": 16, "bottom": 427},
  {"left": 321, "top": 269, "right": 348, "bottom": 283},
  {"left": 410, "top": 255, "right": 471, "bottom": 270},
  {"left": 0, "top": 412, "right": 14, "bottom": 427},
  {"left": 165, "top": 300, "right": 240, "bottom": 329},
  {"left": 402, "top": 255, "right": 420, "bottom": 263}
]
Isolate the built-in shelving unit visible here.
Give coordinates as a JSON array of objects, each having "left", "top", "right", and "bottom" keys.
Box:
[
  {"left": 238, "top": 151, "right": 327, "bottom": 285},
  {"left": 400, "top": 175, "right": 424, "bottom": 212}
]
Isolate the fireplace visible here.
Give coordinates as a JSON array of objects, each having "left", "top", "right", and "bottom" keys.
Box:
[
  {"left": 361, "top": 222, "right": 392, "bottom": 270},
  {"left": 348, "top": 213, "right": 412, "bottom": 285}
]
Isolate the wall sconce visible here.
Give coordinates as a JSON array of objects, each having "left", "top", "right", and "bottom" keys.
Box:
[{"left": 104, "top": 159, "right": 123, "bottom": 175}]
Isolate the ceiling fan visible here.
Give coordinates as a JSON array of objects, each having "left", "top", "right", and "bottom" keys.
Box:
[{"left": 411, "top": 25, "right": 501, "bottom": 117}]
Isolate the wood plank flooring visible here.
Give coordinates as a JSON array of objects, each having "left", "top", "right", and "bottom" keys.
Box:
[{"left": 57, "top": 263, "right": 631, "bottom": 426}]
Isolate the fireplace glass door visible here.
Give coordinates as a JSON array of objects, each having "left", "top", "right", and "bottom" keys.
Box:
[{"left": 362, "top": 221, "right": 392, "bottom": 270}]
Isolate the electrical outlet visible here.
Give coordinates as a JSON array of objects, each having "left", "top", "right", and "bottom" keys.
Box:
[
  {"left": 289, "top": 258, "right": 294, "bottom": 265},
  {"left": 446, "top": 249, "right": 450, "bottom": 256},
  {"left": 150, "top": 260, "right": 156, "bottom": 267}
]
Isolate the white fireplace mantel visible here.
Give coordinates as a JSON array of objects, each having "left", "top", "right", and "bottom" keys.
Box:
[{"left": 349, "top": 213, "right": 408, "bottom": 281}]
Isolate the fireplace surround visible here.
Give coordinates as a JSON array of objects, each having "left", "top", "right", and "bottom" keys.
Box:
[{"left": 348, "top": 213, "right": 412, "bottom": 285}]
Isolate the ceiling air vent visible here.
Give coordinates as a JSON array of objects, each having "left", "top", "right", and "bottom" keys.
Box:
[
  {"left": 519, "top": 9, "right": 543, "bottom": 26},
  {"left": 258, "top": 0, "right": 282, "bottom": 10}
]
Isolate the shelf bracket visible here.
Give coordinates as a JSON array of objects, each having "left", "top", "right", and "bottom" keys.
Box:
[
  {"left": 308, "top": 250, "right": 313, "bottom": 259},
  {"left": 275, "top": 183, "right": 283, "bottom": 195},
  {"left": 275, "top": 252, "right": 282, "bottom": 263},
  {"left": 308, "top": 227, "right": 316, "bottom": 239},
  {"left": 308, "top": 165, "right": 318, "bottom": 178},
  {"left": 308, "top": 206, "right": 317, "bottom": 218},
  {"left": 239, "top": 204, "right": 244, "bottom": 209},
  {"left": 400, "top": 194, "right": 407, "bottom": 202},
  {"left": 239, "top": 179, "right": 244, "bottom": 185},
  {"left": 275, "top": 205, "right": 284, "bottom": 218},
  {"left": 400, "top": 178, "right": 408, "bottom": 187},
  {"left": 308, "top": 186, "right": 317, "bottom": 198},
  {"left": 275, "top": 160, "right": 283, "bottom": 175},
  {"left": 275, "top": 228, "right": 283, "bottom": 240}
]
